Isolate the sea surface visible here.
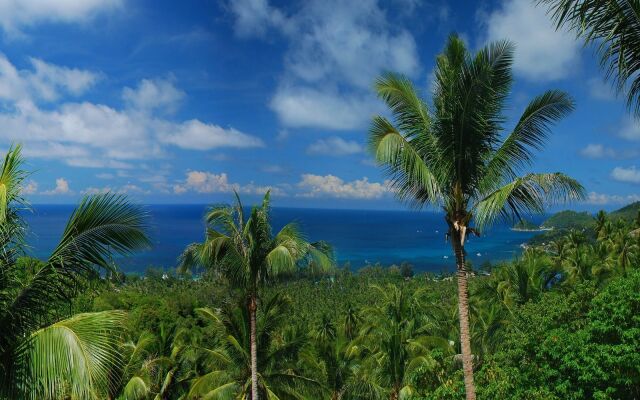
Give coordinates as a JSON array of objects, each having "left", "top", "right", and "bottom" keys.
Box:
[{"left": 22, "top": 205, "right": 546, "bottom": 274}]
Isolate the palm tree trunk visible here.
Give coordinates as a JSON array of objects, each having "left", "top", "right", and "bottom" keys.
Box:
[
  {"left": 248, "top": 294, "right": 259, "bottom": 400},
  {"left": 453, "top": 236, "right": 477, "bottom": 400}
]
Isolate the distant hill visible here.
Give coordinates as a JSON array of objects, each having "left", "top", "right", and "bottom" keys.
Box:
[
  {"left": 541, "top": 210, "right": 595, "bottom": 230},
  {"left": 512, "top": 219, "right": 540, "bottom": 231},
  {"left": 609, "top": 201, "right": 640, "bottom": 221}
]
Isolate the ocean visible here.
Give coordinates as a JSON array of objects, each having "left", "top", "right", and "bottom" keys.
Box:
[{"left": 22, "top": 204, "right": 545, "bottom": 274}]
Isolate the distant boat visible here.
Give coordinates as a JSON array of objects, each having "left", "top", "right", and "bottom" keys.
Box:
[
  {"left": 476, "top": 252, "right": 481, "bottom": 257},
  {"left": 443, "top": 255, "right": 449, "bottom": 259}
]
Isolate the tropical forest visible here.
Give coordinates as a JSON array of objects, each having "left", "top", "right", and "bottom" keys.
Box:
[{"left": 1, "top": 0, "right": 640, "bottom": 399}]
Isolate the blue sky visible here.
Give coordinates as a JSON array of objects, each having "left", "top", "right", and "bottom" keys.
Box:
[{"left": 2, "top": 0, "right": 639, "bottom": 210}]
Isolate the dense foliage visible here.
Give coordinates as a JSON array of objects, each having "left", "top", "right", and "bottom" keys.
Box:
[
  {"left": 54, "top": 205, "right": 639, "bottom": 399},
  {"left": 541, "top": 210, "right": 595, "bottom": 230}
]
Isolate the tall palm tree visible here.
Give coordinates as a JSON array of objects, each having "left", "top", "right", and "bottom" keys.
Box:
[
  {"left": 539, "top": 0, "right": 640, "bottom": 116},
  {"left": 0, "top": 145, "right": 150, "bottom": 399},
  {"left": 179, "top": 191, "right": 332, "bottom": 400},
  {"left": 188, "top": 292, "right": 320, "bottom": 399},
  {"left": 368, "top": 35, "right": 584, "bottom": 399}
]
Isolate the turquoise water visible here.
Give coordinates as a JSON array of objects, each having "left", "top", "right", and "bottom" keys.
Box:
[{"left": 22, "top": 205, "right": 545, "bottom": 273}]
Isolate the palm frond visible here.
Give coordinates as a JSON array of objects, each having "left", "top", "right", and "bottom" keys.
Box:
[
  {"left": 177, "top": 242, "right": 204, "bottom": 274},
  {"left": 187, "top": 371, "right": 238, "bottom": 400},
  {"left": 49, "top": 193, "right": 150, "bottom": 273},
  {"left": 369, "top": 115, "right": 443, "bottom": 206},
  {"left": 0, "top": 193, "right": 150, "bottom": 351},
  {"left": 482, "top": 90, "right": 574, "bottom": 186},
  {"left": 473, "top": 173, "right": 585, "bottom": 230},
  {"left": 0, "top": 144, "right": 28, "bottom": 224},
  {"left": 119, "top": 376, "right": 150, "bottom": 400},
  {"left": 14, "top": 311, "right": 126, "bottom": 400},
  {"left": 375, "top": 72, "right": 432, "bottom": 140},
  {"left": 539, "top": 0, "right": 640, "bottom": 116}
]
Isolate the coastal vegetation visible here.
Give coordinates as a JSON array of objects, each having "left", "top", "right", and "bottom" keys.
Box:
[{"left": 67, "top": 204, "right": 640, "bottom": 399}]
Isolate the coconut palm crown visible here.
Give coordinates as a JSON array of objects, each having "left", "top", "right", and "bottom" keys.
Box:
[{"left": 368, "top": 34, "right": 585, "bottom": 399}]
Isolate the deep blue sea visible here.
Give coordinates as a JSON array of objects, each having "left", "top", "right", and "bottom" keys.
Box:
[{"left": 22, "top": 205, "right": 546, "bottom": 274}]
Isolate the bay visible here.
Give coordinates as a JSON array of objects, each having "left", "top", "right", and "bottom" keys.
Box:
[{"left": 23, "top": 204, "right": 546, "bottom": 274}]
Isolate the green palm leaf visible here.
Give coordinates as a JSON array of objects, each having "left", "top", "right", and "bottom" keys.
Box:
[
  {"left": 540, "top": 0, "right": 640, "bottom": 116},
  {"left": 119, "top": 376, "right": 150, "bottom": 400},
  {"left": 15, "top": 311, "right": 126, "bottom": 400},
  {"left": 473, "top": 173, "right": 585, "bottom": 230},
  {"left": 0, "top": 193, "right": 150, "bottom": 350},
  {"left": 50, "top": 192, "right": 150, "bottom": 272}
]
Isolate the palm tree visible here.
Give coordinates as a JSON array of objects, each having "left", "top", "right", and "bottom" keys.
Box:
[
  {"left": 368, "top": 35, "right": 584, "bottom": 399},
  {"left": 606, "top": 229, "right": 639, "bottom": 276},
  {"left": 595, "top": 210, "right": 608, "bottom": 239},
  {"left": 179, "top": 191, "right": 332, "bottom": 400},
  {"left": 188, "top": 292, "right": 320, "bottom": 399},
  {"left": 115, "top": 331, "right": 156, "bottom": 400},
  {"left": 343, "top": 303, "right": 362, "bottom": 341},
  {"left": 359, "top": 285, "right": 450, "bottom": 400},
  {"left": 539, "top": 0, "right": 640, "bottom": 116},
  {"left": 0, "top": 145, "right": 150, "bottom": 399},
  {"left": 502, "top": 249, "right": 558, "bottom": 305}
]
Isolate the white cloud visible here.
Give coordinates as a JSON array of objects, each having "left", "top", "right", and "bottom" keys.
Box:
[
  {"left": 0, "top": 54, "right": 99, "bottom": 103},
  {"left": 587, "top": 78, "right": 616, "bottom": 101},
  {"left": 160, "top": 119, "right": 263, "bottom": 150},
  {"left": 262, "top": 164, "right": 284, "bottom": 173},
  {"left": 297, "top": 174, "right": 389, "bottom": 199},
  {"left": 619, "top": 116, "right": 640, "bottom": 141},
  {"left": 173, "top": 171, "right": 285, "bottom": 196},
  {"left": 271, "top": 87, "right": 377, "bottom": 130},
  {"left": 0, "top": 54, "right": 263, "bottom": 169},
  {"left": 282, "top": 1, "right": 418, "bottom": 89},
  {"left": 231, "top": 0, "right": 420, "bottom": 130},
  {"left": 42, "top": 177, "right": 71, "bottom": 195},
  {"left": 585, "top": 191, "right": 640, "bottom": 205},
  {"left": 307, "top": 136, "right": 363, "bottom": 156},
  {"left": 228, "top": 0, "right": 289, "bottom": 37},
  {"left": 483, "top": 0, "right": 580, "bottom": 81},
  {"left": 22, "top": 180, "right": 37, "bottom": 195},
  {"left": 83, "top": 183, "right": 148, "bottom": 195},
  {"left": 122, "top": 78, "right": 185, "bottom": 113},
  {"left": 82, "top": 186, "right": 111, "bottom": 195},
  {"left": 0, "top": 100, "right": 163, "bottom": 162},
  {"left": 611, "top": 166, "right": 640, "bottom": 184},
  {"left": 28, "top": 58, "right": 100, "bottom": 100},
  {"left": 0, "top": 0, "right": 122, "bottom": 33},
  {"left": 579, "top": 143, "right": 639, "bottom": 159},
  {"left": 580, "top": 144, "right": 616, "bottom": 159}
]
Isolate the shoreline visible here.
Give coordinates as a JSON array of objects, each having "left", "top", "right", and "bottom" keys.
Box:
[{"left": 510, "top": 227, "right": 554, "bottom": 232}]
